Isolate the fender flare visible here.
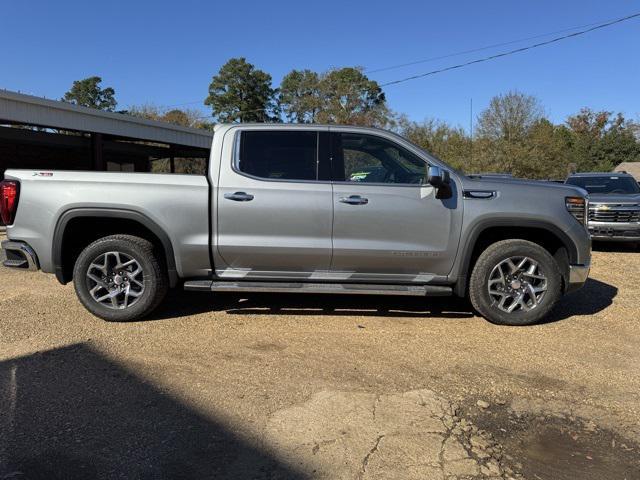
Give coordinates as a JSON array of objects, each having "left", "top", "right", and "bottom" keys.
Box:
[
  {"left": 52, "top": 208, "right": 178, "bottom": 287},
  {"left": 453, "top": 218, "right": 578, "bottom": 297}
]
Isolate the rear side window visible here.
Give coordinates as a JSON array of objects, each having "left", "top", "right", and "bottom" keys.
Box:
[{"left": 237, "top": 131, "right": 318, "bottom": 181}]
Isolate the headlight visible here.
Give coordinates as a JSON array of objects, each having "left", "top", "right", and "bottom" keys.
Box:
[{"left": 566, "top": 196, "right": 587, "bottom": 226}]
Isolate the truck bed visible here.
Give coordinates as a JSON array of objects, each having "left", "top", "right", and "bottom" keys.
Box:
[{"left": 4, "top": 170, "right": 211, "bottom": 278}]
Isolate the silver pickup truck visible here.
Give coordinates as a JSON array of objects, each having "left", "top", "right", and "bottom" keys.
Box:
[
  {"left": 1, "top": 124, "right": 591, "bottom": 325},
  {"left": 566, "top": 172, "right": 640, "bottom": 245}
]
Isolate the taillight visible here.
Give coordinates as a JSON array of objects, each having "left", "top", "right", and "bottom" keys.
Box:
[{"left": 0, "top": 180, "right": 20, "bottom": 225}]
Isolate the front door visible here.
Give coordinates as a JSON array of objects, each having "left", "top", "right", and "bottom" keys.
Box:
[
  {"left": 216, "top": 128, "right": 333, "bottom": 278},
  {"left": 330, "top": 131, "right": 461, "bottom": 282}
]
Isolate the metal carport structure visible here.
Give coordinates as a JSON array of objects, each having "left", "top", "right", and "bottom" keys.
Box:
[{"left": 0, "top": 89, "right": 213, "bottom": 176}]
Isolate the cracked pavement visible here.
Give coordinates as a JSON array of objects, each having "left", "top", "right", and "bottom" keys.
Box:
[{"left": 265, "top": 389, "right": 510, "bottom": 479}]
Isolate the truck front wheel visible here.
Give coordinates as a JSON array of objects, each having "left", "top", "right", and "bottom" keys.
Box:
[
  {"left": 73, "top": 235, "right": 168, "bottom": 322},
  {"left": 469, "top": 239, "right": 562, "bottom": 326}
]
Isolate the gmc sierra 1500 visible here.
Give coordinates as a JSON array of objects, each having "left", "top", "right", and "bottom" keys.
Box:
[{"left": 1, "top": 124, "right": 591, "bottom": 325}]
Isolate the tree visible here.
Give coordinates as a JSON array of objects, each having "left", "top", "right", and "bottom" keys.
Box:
[
  {"left": 476, "top": 91, "right": 543, "bottom": 141},
  {"left": 565, "top": 108, "right": 640, "bottom": 172},
  {"left": 396, "top": 116, "right": 471, "bottom": 171},
  {"left": 278, "top": 69, "right": 322, "bottom": 123},
  {"left": 524, "top": 119, "right": 572, "bottom": 179},
  {"left": 128, "top": 104, "right": 208, "bottom": 129},
  {"left": 204, "top": 58, "right": 277, "bottom": 123},
  {"left": 316, "top": 67, "right": 388, "bottom": 126},
  {"left": 278, "top": 67, "right": 390, "bottom": 127},
  {"left": 162, "top": 109, "right": 194, "bottom": 127},
  {"left": 62, "top": 76, "right": 117, "bottom": 111}
]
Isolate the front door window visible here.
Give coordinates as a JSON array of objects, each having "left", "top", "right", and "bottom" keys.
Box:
[{"left": 332, "top": 133, "right": 427, "bottom": 184}]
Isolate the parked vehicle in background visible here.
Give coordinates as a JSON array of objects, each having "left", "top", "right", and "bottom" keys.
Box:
[
  {"left": 1, "top": 124, "right": 591, "bottom": 326},
  {"left": 565, "top": 172, "right": 640, "bottom": 245}
]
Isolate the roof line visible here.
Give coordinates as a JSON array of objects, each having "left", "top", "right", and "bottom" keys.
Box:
[{"left": 0, "top": 89, "right": 212, "bottom": 137}]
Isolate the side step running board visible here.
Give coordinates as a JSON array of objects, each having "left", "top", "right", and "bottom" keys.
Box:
[{"left": 183, "top": 280, "right": 451, "bottom": 297}]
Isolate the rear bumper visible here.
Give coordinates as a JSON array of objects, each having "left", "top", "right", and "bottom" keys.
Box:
[
  {"left": 1, "top": 240, "right": 40, "bottom": 271},
  {"left": 567, "top": 263, "right": 590, "bottom": 293}
]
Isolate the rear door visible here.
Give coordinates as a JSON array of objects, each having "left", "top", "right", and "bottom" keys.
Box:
[
  {"left": 215, "top": 127, "right": 333, "bottom": 278},
  {"left": 329, "top": 130, "right": 461, "bottom": 281}
]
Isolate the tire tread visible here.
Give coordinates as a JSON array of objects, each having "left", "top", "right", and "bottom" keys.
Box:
[{"left": 469, "top": 239, "right": 561, "bottom": 326}]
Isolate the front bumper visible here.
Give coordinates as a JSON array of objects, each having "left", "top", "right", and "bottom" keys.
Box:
[
  {"left": 567, "top": 263, "right": 590, "bottom": 293},
  {"left": 588, "top": 222, "right": 640, "bottom": 242},
  {"left": 1, "top": 240, "right": 40, "bottom": 271}
]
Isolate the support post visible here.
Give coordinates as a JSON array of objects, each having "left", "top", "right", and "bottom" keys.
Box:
[{"left": 91, "top": 133, "right": 105, "bottom": 171}]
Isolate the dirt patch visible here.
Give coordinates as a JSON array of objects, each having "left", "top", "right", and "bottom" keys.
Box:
[
  {"left": 462, "top": 401, "right": 640, "bottom": 480},
  {"left": 246, "top": 342, "right": 287, "bottom": 352},
  {"left": 2, "top": 248, "right": 640, "bottom": 479}
]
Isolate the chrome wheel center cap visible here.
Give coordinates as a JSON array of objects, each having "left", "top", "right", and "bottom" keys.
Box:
[
  {"left": 510, "top": 280, "right": 522, "bottom": 290},
  {"left": 114, "top": 274, "right": 125, "bottom": 286}
]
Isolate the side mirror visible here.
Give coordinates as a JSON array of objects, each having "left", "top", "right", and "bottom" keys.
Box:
[{"left": 427, "top": 166, "right": 450, "bottom": 188}]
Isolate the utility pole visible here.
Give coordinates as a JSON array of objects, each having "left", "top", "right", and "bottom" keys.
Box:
[{"left": 470, "top": 98, "right": 474, "bottom": 163}]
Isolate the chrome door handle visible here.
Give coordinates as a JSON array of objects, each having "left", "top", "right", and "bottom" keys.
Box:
[
  {"left": 463, "top": 190, "right": 495, "bottom": 199},
  {"left": 224, "top": 192, "right": 254, "bottom": 202},
  {"left": 339, "top": 195, "right": 368, "bottom": 205}
]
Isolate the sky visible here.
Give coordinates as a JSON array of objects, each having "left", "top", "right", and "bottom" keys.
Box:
[{"left": 1, "top": 0, "right": 638, "bottom": 131}]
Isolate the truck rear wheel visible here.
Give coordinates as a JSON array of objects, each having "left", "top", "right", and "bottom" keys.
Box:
[
  {"left": 469, "top": 239, "right": 561, "bottom": 326},
  {"left": 73, "top": 235, "right": 168, "bottom": 322}
]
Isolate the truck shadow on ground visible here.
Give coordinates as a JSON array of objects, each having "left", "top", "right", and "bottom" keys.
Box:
[
  {"left": 591, "top": 241, "right": 639, "bottom": 253},
  {"left": 0, "top": 344, "right": 309, "bottom": 480},
  {"left": 544, "top": 277, "right": 617, "bottom": 323},
  {"left": 151, "top": 278, "right": 617, "bottom": 324}
]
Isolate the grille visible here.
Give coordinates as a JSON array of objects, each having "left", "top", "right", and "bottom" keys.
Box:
[{"left": 589, "top": 204, "right": 640, "bottom": 223}]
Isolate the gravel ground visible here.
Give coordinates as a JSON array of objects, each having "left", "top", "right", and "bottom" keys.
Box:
[{"left": 1, "top": 235, "right": 639, "bottom": 479}]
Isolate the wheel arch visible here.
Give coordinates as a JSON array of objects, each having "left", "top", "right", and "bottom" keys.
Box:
[
  {"left": 454, "top": 219, "right": 577, "bottom": 297},
  {"left": 52, "top": 208, "right": 178, "bottom": 287}
]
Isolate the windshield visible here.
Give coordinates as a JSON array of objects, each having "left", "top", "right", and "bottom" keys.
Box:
[{"left": 566, "top": 175, "right": 640, "bottom": 194}]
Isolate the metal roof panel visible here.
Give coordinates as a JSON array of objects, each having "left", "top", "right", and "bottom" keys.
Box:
[{"left": 0, "top": 89, "right": 213, "bottom": 149}]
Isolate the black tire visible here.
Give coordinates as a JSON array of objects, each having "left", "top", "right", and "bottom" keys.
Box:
[
  {"left": 469, "top": 239, "right": 562, "bottom": 326},
  {"left": 73, "top": 235, "right": 168, "bottom": 322}
]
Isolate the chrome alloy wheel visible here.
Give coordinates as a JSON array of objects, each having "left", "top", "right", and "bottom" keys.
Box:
[
  {"left": 86, "top": 251, "right": 145, "bottom": 309},
  {"left": 487, "top": 256, "right": 548, "bottom": 313}
]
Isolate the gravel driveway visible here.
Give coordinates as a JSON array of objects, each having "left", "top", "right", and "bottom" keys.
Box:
[{"left": 1, "top": 235, "right": 639, "bottom": 480}]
